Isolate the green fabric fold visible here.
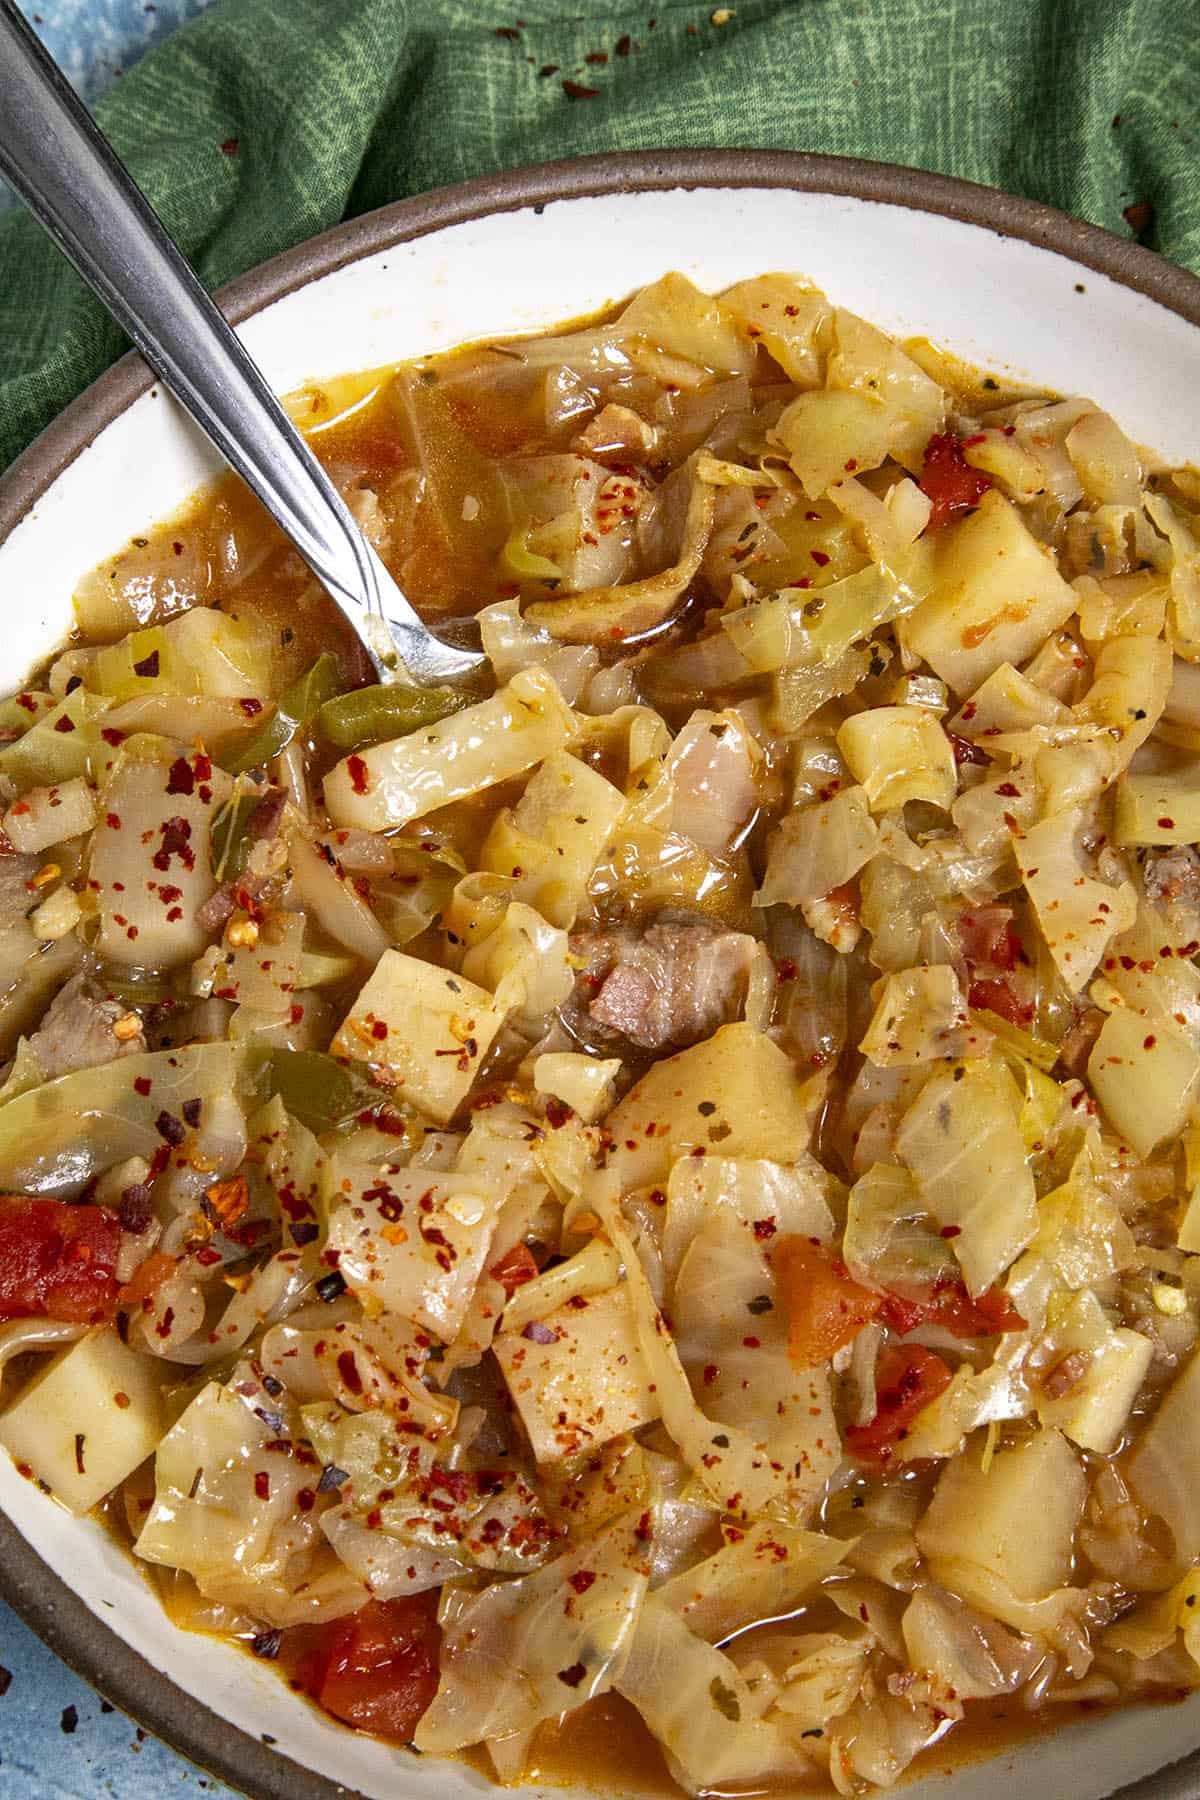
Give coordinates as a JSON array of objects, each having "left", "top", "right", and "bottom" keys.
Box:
[{"left": 1, "top": 0, "right": 1197, "bottom": 473}]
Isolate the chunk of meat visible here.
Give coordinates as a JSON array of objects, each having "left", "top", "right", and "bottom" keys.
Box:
[
  {"left": 26, "top": 973, "right": 144, "bottom": 1079},
  {"left": 1143, "top": 846, "right": 1200, "bottom": 913},
  {"left": 573, "top": 403, "right": 661, "bottom": 462},
  {"left": 569, "top": 914, "right": 755, "bottom": 1052}
]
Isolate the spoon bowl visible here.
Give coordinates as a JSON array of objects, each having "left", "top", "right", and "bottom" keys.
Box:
[{"left": 0, "top": 0, "right": 484, "bottom": 688}]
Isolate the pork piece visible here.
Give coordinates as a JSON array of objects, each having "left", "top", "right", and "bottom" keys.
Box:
[
  {"left": 568, "top": 913, "right": 755, "bottom": 1052},
  {"left": 573, "top": 403, "right": 661, "bottom": 462},
  {"left": 1142, "top": 846, "right": 1200, "bottom": 913},
  {"left": 26, "top": 972, "right": 144, "bottom": 1078}
]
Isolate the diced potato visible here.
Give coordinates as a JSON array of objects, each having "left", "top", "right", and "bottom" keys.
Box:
[
  {"left": 480, "top": 751, "right": 625, "bottom": 928},
  {"left": 493, "top": 1284, "right": 659, "bottom": 1461},
  {"left": 327, "top": 1167, "right": 497, "bottom": 1340},
  {"left": 916, "top": 1427, "right": 1085, "bottom": 1607},
  {"left": 90, "top": 746, "right": 233, "bottom": 967},
  {"left": 904, "top": 491, "right": 1078, "bottom": 694},
  {"left": 333, "top": 950, "right": 507, "bottom": 1126},
  {"left": 3, "top": 777, "right": 96, "bottom": 855},
  {"left": 324, "top": 668, "right": 576, "bottom": 831},
  {"left": 533, "top": 1052, "right": 622, "bottom": 1123},
  {"left": 1034, "top": 1291, "right": 1153, "bottom": 1454},
  {"left": 0, "top": 1326, "right": 161, "bottom": 1515},
  {"left": 605, "top": 1022, "right": 814, "bottom": 1190},
  {"left": 1088, "top": 1008, "right": 1200, "bottom": 1159},
  {"left": 895, "top": 1058, "right": 1036, "bottom": 1295},
  {"left": 837, "top": 706, "right": 955, "bottom": 812}
]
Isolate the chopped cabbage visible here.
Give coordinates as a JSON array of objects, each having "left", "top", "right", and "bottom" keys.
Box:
[{"left": 895, "top": 1058, "right": 1037, "bottom": 1295}]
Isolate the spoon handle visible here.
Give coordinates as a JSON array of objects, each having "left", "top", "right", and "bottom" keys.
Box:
[{"left": 0, "top": 2, "right": 481, "bottom": 685}]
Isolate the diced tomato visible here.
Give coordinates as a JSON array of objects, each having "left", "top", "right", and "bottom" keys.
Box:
[
  {"left": 0, "top": 1196, "right": 121, "bottom": 1325},
  {"left": 844, "top": 1344, "right": 953, "bottom": 1464},
  {"left": 296, "top": 1595, "right": 440, "bottom": 1744},
  {"left": 954, "top": 905, "right": 1022, "bottom": 973},
  {"left": 967, "top": 976, "right": 1034, "bottom": 1027},
  {"left": 118, "top": 1251, "right": 178, "bottom": 1312},
  {"left": 933, "top": 1282, "right": 1026, "bottom": 1337},
  {"left": 489, "top": 1242, "right": 539, "bottom": 1297},
  {"left": 879, "top": 1278, "right": 1024, "bottom": 1340},
  {"left": 775, "top": 1237, "right": 883, "bottom": 1366},
  {"left": 919, "top": 432, "right": 993, "bottom": 531}
]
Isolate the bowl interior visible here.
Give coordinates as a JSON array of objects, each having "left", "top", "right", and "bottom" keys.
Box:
[{"left": 1, "top": 171, "right": 1200, "bottom": 1800}]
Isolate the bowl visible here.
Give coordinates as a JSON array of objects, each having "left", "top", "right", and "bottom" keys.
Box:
[{"left": 1, "top": 148, "right": 1199, "bottom": 1800}]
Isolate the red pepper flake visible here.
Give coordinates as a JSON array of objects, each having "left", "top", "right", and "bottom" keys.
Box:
[
  {"left": 238, "top": 697, "right": 263, "bottom": 717},
  {"left": 538, "top": 61, "right": 559, "bottom": 75},
  {"left": 220, "top": 137, "right": 240, "bottom": 156},
  {"left": 810, "top": 549, "right": 831, "bottom": 567},
  {"left": 753, "top": 1218, "right": 777, "bottom": 1240},
  {"left": 585, "top": 50, "right": 608, "bottom": 63},
  {"left": 336, "top": 1350, "right": 363, "bottom": 1395},
  {"left": 134, "top": 1076, "right": 153, "bottom": 1097},
  {"left": 370, "top": 1019, "right": 389, "bottom": 1040},
  {"left": 743, "top": 1335, "right": 761, "bottom": 1349},
  {"left": 494, "top": 23, "right": 521, "bottom": 37},
  {"left": 254, "top": 1470, "right": 270, "bottom": 1502},
  {"left": 558, "top": 1662, "right": 587, "bottom": 1687},
  {"left": 1144, "top": 1034, "right": 1158, "bottom": 1050},
  {"left": 101, "top": 727, "right": 125, "bottom": 747},
  {"left": 1123, "top": 200, "right": 1154, "bottom": 240},
  {"left": 995, "top": 781, "right": 1020, "bottom": 798},
  {"left": 562, "top": 78, "right": 599, "bottom": 98},
  {"left": 166, "top": 757, "right": 195, "bottom": 796},
  {"left": 347, "top": 755, "right": 370, "bottom": 796},
  {"left": 615, "top": 32, "right": 632, "bottom": 54},
  {"left": 15, "top": 694, "right": 36, "bottom": 713},
  {"left": 940, "top": 1225, "right": 962, "bottom": 1239},
  {"left": 155, "top": 1111, "right": 185, "bottom": 1146},
  {"left": 296, "top": 1487, "right": 316, "bottom": 1513},
  {"left": 568, "top": 1570, "right": 597, "bottom": 1593},
  {"left": 53, "top": 715, "right": 76, "bottom": 734},
  {"left": 133, "top": 649, "right": 160, "bottom": 679},
  {"left": 1159, "top": 817, "right": 1176, "bottom": 830}
]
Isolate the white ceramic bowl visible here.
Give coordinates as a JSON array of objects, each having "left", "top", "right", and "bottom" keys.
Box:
[{"left": 1, "top": 151, "right": 1199, "bottom": 1800}]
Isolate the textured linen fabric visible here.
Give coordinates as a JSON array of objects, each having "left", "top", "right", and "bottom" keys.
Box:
[{"left": 0, "top": 0, "right": 1198, "bottom": 474}]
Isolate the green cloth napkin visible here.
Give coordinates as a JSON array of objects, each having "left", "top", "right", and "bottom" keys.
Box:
[{"left": 1, "top": 0, "right": 1197, "bottom": 474}]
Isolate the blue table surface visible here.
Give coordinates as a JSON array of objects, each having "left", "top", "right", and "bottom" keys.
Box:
[{"left": 2, "top": 20, "right": 242, "bottom": 1794}]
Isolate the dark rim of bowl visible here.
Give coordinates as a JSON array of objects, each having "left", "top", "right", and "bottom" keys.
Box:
[{"left": 0, "top": 148, "right": 1199, "bottom": 1800}]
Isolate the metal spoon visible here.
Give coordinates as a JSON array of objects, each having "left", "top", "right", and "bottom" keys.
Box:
[{"left": 0, "top": 1, "right": 484, "bottom": 687}]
